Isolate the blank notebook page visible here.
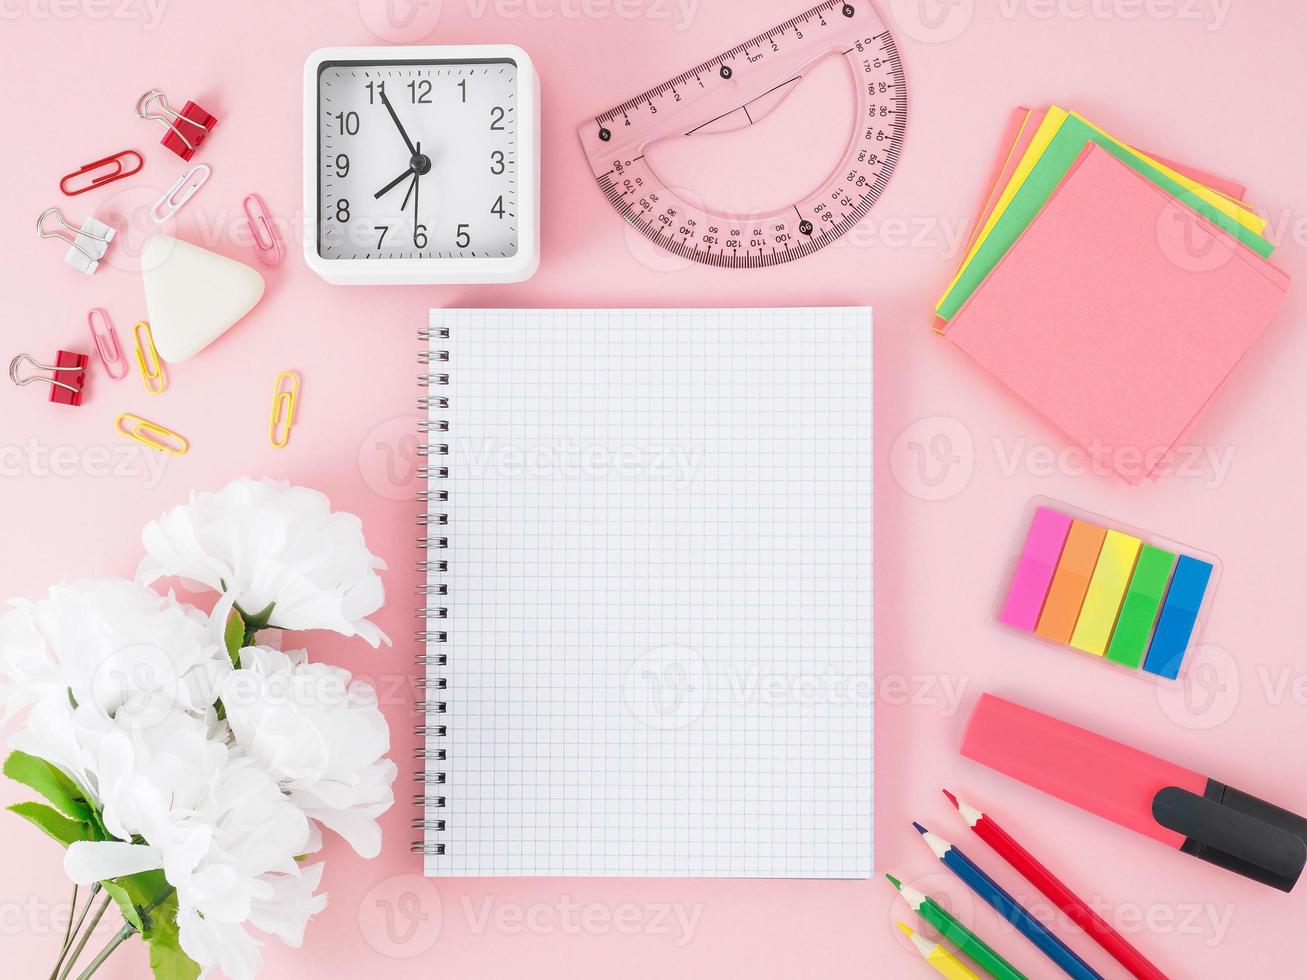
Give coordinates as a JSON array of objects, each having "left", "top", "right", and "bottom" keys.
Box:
[{"left": 423, "top": 308, "right": 873, "bottom": 877}]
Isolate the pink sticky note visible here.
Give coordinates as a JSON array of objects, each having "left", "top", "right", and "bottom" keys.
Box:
[
  {"left": 947, "top": 142, "right": 1289, "bottom": 484},
  {"left": 934, "top": 108, "right": 1248, "bottom": 334},
  {"left": 999, "top": 506, "right": 1073, "bottom": 630}
]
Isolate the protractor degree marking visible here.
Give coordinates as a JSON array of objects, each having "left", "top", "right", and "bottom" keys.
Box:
[{"left": 581, "top": 0, "right": 907, "bottom": 268}]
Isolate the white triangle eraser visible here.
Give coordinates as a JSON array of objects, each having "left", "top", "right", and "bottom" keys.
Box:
[{"left": 142, "top": 235, "right": 265, "bottom": 362}]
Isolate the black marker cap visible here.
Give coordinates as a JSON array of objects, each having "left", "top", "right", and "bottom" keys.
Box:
[{"left": 1153, "top": 781, "right": 1307, "bottom": 893}]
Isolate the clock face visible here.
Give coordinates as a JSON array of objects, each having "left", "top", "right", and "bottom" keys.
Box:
[{"left": 316, "top": 59, "right": 519, "bottom": 261}]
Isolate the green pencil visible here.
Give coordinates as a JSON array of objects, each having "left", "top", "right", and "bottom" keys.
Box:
[{"left": 887, "top": 873, "right": 1027, "bottom": 980}]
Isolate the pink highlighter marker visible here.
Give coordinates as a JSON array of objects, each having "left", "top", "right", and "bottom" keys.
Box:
[{"left": 961, "top": 694, "right": 1307, "bottom": 892}]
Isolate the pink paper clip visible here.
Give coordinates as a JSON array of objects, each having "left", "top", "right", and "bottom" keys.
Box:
[
  {"left": 242, "top": 194, "right": 283, "bottom": 266},
  {"left": 60, "top": 150, "right": 144, "bottom": 196},
  {"left": 87, "top": 308, "right": 129, "bottom": 381}
]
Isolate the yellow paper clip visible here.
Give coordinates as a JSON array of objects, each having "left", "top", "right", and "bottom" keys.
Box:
[
  {"left": 268, "top": 370, "right": 299, "bottom": 448},
  {"left": 134, "top": 321, "right": 167, "bottom": 395},
  {"left": 116, "top": 413, "right": 188, "bottom": 454}
]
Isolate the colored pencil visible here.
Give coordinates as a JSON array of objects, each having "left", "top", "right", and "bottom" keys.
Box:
[
  {"left": 943, "top": 790, "right": 1169, "bottom": 980},
  {"left": 914, "top": 822, "right": 1104, "bottom": 980},
  {"left": 898, "top": 922, "right": 982, "bottom": 980},
  {"left": 887, "top": 874, "right": 1028, "bottom": 980}
]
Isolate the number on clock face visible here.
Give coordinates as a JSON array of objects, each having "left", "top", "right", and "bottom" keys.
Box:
[{"left": 317, "top": 60, "right": 518, "bottom": 260}]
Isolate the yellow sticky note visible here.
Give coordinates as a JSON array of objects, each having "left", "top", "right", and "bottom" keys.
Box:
[{"left": 1070, "top": 529, "right": 1142, "bottom": 655}]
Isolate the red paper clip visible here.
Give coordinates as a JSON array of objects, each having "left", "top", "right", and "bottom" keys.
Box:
[
  {"left": 9, "top": 350, "right": 88, "bottom": 406},
  {"left": 60, "top": 151, "right": 144, "bottom": 196},
  {"left": 136, "top": 89, "right": 216, "bottom": 161},
  {"left": 242, "top": 194, "right": 283, "bottom": 266}
]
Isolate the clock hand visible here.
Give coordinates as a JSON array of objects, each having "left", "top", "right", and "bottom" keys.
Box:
[
  {"left": 374, "top": 165, "right": 416, "bottom": 200},
  {"left": 400, "top": 170, "right": 417, "bottom": 212},
  {"left": 378, "top": 88, "right": 418, "bottom": 158},
  {"left": 412, "top": 142, "right": 421, "bottom": 234}
]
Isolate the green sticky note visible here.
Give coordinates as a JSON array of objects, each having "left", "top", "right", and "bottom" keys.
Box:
[
  {"left": 1105, "top": 544, "right": 1177, "bottom": 669},
  {"left": 937, "top": 115, "right": 1275, "bottom": 321}
]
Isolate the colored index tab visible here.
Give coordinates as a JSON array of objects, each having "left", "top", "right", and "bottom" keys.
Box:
[
  {"left": 1035, "top": 520, "right": 1106, "bottom": 644},
  {"left": 1143, "top": 555, "right": 1214, "bottom": 679},
  {"left": 1106, "top": 545, "right": 1177, "bottom": 669},
  {"left": 1070, "top": 529, "right": 1142, "bottom": 655},
  {"left": 1000, "top": 507, "right": 1073, "bottom": 631}
]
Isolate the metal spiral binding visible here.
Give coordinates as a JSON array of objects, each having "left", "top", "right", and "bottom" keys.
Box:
[{"left": 413, "top": 325, "right": 450, "bottom": 857}]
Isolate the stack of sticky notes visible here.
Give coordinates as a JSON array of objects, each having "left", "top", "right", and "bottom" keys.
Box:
[
  {"left": 999, "top": 505, "right": 1215, "bottom": 679},
  {"left": 936, "top": 106, "right": 1290, "bottom": 484}
]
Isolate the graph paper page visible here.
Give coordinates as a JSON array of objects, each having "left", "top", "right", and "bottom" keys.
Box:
[{"left": 425, "top": 308, "right": 873, "bottom": 877}]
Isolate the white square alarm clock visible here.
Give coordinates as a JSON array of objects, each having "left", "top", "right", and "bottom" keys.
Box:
[{"left": 302, "top": 46, "right": 539, "bottom": 285}]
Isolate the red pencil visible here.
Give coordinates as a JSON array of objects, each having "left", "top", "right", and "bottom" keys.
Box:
[{"left": 943, "top": 789, "right": 1169, "bottom": 980}]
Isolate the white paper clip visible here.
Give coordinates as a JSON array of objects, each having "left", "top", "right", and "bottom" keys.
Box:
[
  {"left": 37, "top": 207, "right": 115, "bottom": 276},
  {"left": 150, "top": 164, "right": 212, "bottom": 224}
]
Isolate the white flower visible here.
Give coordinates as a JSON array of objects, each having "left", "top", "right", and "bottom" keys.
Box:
[
  {"left": 176, "top": 863, "right": 327, "bottom": 980},
  {"left": 0, "top": 579, "right": 230, "bottom": 730},
  {"left": 222, "top": 646, "right": 396, "bottom": 858},
  {"left": 138, "top": 479, "right": 390, "bottom": 648},
  {"left": 61, "top": 708, "right": 325, "bottom": 980}
]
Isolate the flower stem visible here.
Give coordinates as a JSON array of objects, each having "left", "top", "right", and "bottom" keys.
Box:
[
  {"left": 49, "top": 882, "right": 98, "bottom": 980},
  {"left": 48, "top": 883, "right": 77, "bottom": 980},
  {"left": 57, "top": 893, "right": 111, "bottom": 980},
  {"left": 72, "top": 922, "right": 135, "bottom": 980},
  {"left": 59, "top": 883, "right": 78, "bottom": 951}
]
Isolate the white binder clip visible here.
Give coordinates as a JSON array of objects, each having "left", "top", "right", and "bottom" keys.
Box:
[{"left": 37, "top": 207, "right": 115, "bottom": 276}]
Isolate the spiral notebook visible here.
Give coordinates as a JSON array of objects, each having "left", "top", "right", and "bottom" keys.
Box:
[{"left": 417, "top": 308, "right": 874, "bottom": 877}]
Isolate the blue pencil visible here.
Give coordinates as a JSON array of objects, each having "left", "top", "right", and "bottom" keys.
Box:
[{"left": 914, "top": 822, "right": 1103, "bottom": 980}]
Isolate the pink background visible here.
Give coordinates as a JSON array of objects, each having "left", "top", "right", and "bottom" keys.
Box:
[{"left": 2, "top": 0, "right": 1305, "bottom": 977}]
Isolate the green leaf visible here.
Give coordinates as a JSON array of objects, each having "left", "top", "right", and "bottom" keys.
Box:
[
  {"left": 4, "top": 749, "right": 94, "bottom": 821},
  {"left": 7, "top": 801, "right": 96, "bottom": 846},
  {"left": 100, "top": 880, "right": 145, "bottom": 934},
  {"left": 104, "top": 870, "right": 200, "bottom": 980},
  {"left": 147, "top": 933, "right": 201, "bottom": 980},
  {"left": 224, "top": 609, "right": 246, "bottom": 664}
]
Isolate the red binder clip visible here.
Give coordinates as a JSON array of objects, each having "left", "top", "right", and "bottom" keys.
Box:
[
  {"left": 136, "top": 89, "right": 216, "bottom": 161},
  {"left": 9, "top": 351, "right": 88, "bottom": 406},
  {"left": 60, "top": 150, "right": 144, "bottom": 196}
]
